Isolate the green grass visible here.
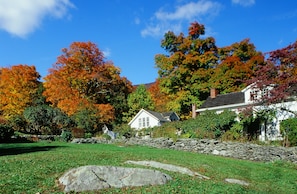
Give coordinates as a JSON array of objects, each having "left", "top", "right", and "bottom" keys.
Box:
[{"left": 0, "top": 142, "right": 296, "bottom": 194}]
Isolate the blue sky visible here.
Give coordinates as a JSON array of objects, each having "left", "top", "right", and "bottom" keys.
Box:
[{"left": 0, "top": 0, "right": 296, "bottom": 85}]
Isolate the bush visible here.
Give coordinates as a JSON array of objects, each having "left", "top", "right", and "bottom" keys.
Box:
[
  {"left": 71, "top": 128, "right": 85, "bottom": 138},
  {"left": 221, "top": 123, "right": 243, "bottom": 141},
  {"left": 149, "top": 122, "right": 179, "bottom": 138},
  {"left": 145, "top": 111, "right": 237, "bottom": 140},
  {"left": 84, "top": 132, "right": 93, "bottom": 138},
  {"left": 0, "top": 124, "right": 14, "bottom": 142},
  {"left": 177, "top": 110, "right": 237, "bottom": 139},
  {"left": 113, "top": 124, "right": 135, "bottom": 138},
  {"left": 60, "top": 130, "right": 72, "bottom": 142},
  {"left": 71, "top": 108, "right": 101, "bottom": 134},
  {"left": 280, "top": 118, "right": 297, "bottom": 146}
]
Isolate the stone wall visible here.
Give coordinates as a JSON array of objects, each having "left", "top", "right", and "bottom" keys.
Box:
[{"left": 72, "top": 137, "right": 297, "bottom": 163}]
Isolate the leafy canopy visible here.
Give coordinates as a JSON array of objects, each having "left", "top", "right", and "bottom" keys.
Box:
[
  {"left": 43, "top": 41, "right": 132, "bottom": 124},
  {"left": 0, "top": 65, "right": 40, "bottom": 119},
  {"left": 122, "top": 85, "right": 154, "bottom": 122},
  {"left": 155, "top": 22, "right": 218, "bottom": 116}
]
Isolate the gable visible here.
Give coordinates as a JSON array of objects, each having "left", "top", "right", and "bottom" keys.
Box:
[
  {"left": 128, "top": 109, "right": 180, "bottom": 130},
  {"left": 128, "top": 109, "right": 158, "bottom": 126}
]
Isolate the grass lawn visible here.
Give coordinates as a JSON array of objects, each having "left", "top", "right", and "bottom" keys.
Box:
[{"left": 0, "top": 141, "right": 296, "bottom": 194}]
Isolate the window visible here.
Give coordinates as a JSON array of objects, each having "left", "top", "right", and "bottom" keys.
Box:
[
  {"left": 250, "top": 90, "right": 259, "bottom": 101},
  {"left": 143, "top": 118, "right": 145, "bottom": 127},
  {"left": 146, "top": 117, "right": 150, "bottom": 127},
  {"left": 138, "top": 118, "right": 141, "bottom": 128},
  {"left": 250, "top": 88, "right": 271, "bottom": 101},
  {"left": 262, "top": 88, "right": 269, "bottom": 98}
]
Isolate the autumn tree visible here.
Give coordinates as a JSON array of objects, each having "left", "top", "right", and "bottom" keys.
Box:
[
  {"left": 236, "top": 41, "right": 297, "bottom": 142},
  {"left": 209, "top": 39, "right": 264, "bottom": 94},
  {"left": 43, "top": 41, "right": 133, "bottom": 124},
  {"left": 250, "top": 40, "right": 297, "bottom": 104},
  {"left": 155, "top": 22, "right": 218, "bottom": 116},
  {"left": 148, "top": 80, "right": 171, "bottom": 112},
  {"left": 122, "top": 85, "right": 154, "bottom": 123},
  {"left": 0, "top": 65, "right": 40, "bottom": 119}
]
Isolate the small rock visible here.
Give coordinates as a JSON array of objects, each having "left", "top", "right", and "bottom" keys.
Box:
[
  {"left": 212, "top": 150, "right": 220, "bottom": 155},
  {"left": 225, "top": 178, "right": 249, "bottom": 186}
]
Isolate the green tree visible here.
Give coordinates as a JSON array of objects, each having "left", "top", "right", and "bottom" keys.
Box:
[
  {"left": 122, "top": 85, "right": 154, "bottom": 122},
  {"left": 155, "top": 22, "right": 218, "bottom": 117},
  {"left": 23, "top": 105, "right": 72, "bottom": 135},
  {"left": 71, "top": 108, "right": 101, "bottom": 134}
]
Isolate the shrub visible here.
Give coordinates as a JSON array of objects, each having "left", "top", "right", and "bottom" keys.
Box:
[
  {"left": 84, "top": 132, "right": 93, "bottom": 138},
  {"left": 0, "top": 124, "right": 14, "bottom": 142},
  {"left": 71, "top": 128, "right": 85, "bottom": 138},
  {"left": 280, "top": 118, "right": 297, "bottom": 146},
  {"left": 9, "top": 115, "right": 27, "bottom": 132},
  {"left": 23, "top": 105, "right": 72, "bottom": 135},
  {"left": 150, "top": 122, "right": 178, "bottom": 138},
  {"left": 197, "top": 110, "right": 237, "bottom": 134},
  {"left": 60, "top": 130, "right": 72, "bottom": 142},
  {"left": 71, "top": 108, "right": 101, "bottom": 134},
  {"left": 178, "top": 110, "right": 237, "bottom": 139},
  {"left": 113, "top": 124, "right": 135, "bottom": 138},
  {"left": 148, "top": 110, "right": 237, "bottom": 140},
  {"left": 221, "top": 123, "right": 243, "bottom": 141}
]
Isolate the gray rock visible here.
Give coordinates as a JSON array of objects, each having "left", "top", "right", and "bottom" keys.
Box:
[
  {"left": 58, "top": 165, "right": 172, "bottom": 193},
  {"left": 71, "top": 138, "right": 297, "bottom": 163},
  {"left": 125, "top": 160, "right": 210, "bottom": 180},
  {"left": 212, "top": 150, "right": 220, "bottom": 155},
  {"left": 225, "top": 178, "right": 250, "bottom": 186}
]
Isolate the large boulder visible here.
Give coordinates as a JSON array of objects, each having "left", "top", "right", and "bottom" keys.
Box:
[{"left": 58, "top": 165, "right": 172, "bottom": 192}]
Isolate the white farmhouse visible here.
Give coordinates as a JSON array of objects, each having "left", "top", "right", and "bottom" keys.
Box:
[
  {"left": 196, "top": 84, "right": 297, "bottom": 141},
  {"left": 128, "top": 109, "right": 180, "bottom": 130}
]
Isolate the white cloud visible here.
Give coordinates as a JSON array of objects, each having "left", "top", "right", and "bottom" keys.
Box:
[
  {"left": 0, "top": 0, "right": 74, "bottom": 38},
  {"left": 141, "top": 0, "right": 222, "bottom": 38},
  {"left": 155, "top": 1, "right": 221, "bottom": 21},
  {"left": 134, "top": 17, "right": 141, "bottom": 25},
  {"left": 232, "top": 0, "right": 255, "bottom": 7},
  {"left": 102, "top": 48, "right": 111, "bottom": 58}
]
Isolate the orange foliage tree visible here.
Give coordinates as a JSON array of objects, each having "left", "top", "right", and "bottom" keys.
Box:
[
  {"left": 147, "top": 80, "right": 171, "bottom": 112},
  {"left": 0, "top": 65, "right": 40, "bottom": 119},
  {"left": 209, "top": 39, "right": 264, "bottom": 93},
  {"left": 43, "top": 41, "right": 132, "bottom": 124}
]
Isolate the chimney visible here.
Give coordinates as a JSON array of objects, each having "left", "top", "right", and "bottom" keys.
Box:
[{"left": 210, "top": 88, "right": 219, "bottom": 98}]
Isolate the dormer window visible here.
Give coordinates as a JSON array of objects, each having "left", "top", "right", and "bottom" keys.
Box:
[
  {"left": 250, "top": 87, "right": 271, "bottom": 101},
  {"left": 250, "top": 90, "right": 259, "bottom": 101}
]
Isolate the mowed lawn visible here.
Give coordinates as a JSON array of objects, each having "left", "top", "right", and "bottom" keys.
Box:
[{"left": 0, "top": 141, "right": 296, "bottom": 194}]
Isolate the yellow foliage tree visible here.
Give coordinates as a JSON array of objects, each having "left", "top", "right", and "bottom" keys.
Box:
[{"left": 0, "top": 65, "right": 40, "bottom": 119}]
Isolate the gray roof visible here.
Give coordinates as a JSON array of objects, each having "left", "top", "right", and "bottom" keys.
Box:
[
  {"left": 200, "top": 92, "right": 245, "bottom": 108},
  {"left": 161, "top": 111, "right": 175, "bottom": 117},
  {"left": 146, "top": 110, "right": 175, "bottom": 122}
]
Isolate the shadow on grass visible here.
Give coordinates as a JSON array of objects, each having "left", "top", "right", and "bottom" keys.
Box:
[{"left": 0, "top": 144, "right": 64, "bottom": 156}]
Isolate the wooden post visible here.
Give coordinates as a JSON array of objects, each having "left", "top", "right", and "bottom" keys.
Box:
[{"left": 192, "top": 104, "right": 197, "bottom": 118}]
